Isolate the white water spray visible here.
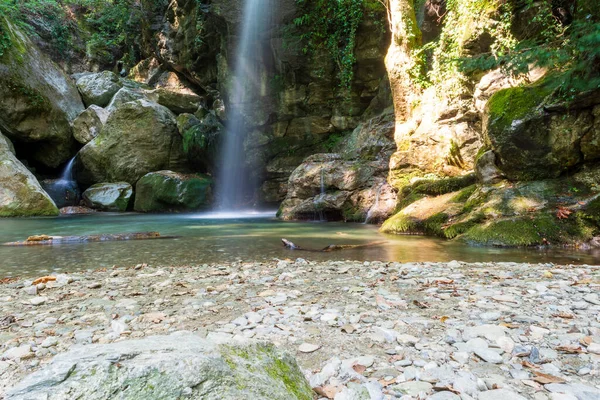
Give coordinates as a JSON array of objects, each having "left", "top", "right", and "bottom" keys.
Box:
[{"left": 216, "top": 0, "right": 273, "bottom": 209}]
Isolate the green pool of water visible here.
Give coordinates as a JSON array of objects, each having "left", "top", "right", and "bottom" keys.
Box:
[{"left": 0, "top": 211, "right": 597, "bottom": 277}]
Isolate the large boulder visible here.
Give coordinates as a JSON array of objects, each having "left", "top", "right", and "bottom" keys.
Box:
[
  {"left": 0, "top": 132, "right": 59, "bottom": 217},
  {"left": 279, "top": 110, "right": 397, "bottom": 222},
  {"left": 72, "top": 105, "right": 109, "bottom": 145},
  {"left": 0, "top": 19, "right": 84, "bottom": 168},
  {"left": 484, "top": 80, "right": 600, "bottom": 181},
  {"left": 146, "top": 71, "right": 205, "bottom": 114},
  {"left": 75, "top": 71, "right": 123, "bottom": 107},
  {"left": 82, "top": 182, "right": 133, "bottom": 212},
  {"left": 77, "top": 100, "right": 187, "bottom": 185},
  {"left": 6, "top": 334, "right": 313, "bottom": 400},
  {"left": 134, "top": 171, "right": 212, "bottom": 212},
  {"left": 106, "top": 87, "right": 147, "bottom": 113}
]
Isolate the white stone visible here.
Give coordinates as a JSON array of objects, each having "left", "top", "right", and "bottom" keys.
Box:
[{"left": 298, "top": 343, "right": 320, "bottom": 353}]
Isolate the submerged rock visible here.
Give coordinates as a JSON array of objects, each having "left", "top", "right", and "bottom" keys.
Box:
[
  {"left": 82, "top": 182, "right": 133, "bottom": 212},
  {"left": 0, "top": 132, "right": 58, "bottom": 217},
  {"left": 134, "top": 170, "right": 212, "bottom": 212},
  {"left": 77, "top": 100, "right": 187, "bottom": 185},
  {"left": 75, "top": 71, "right": 123, "bottom": 107},
  {"left": 6, "top": 334, "right": 313, "bottom": 400},
  {"left": 0, "top": 18, "right": 84, "bottom": 168}
]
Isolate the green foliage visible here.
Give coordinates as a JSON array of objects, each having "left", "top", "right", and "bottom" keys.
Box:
[
  {"left": 0, "top": 0, "right": 158, "bottom": 67},
  {"left": 322, "top": 132, "right": 346, "bottom": 152},
  {"left": 294, "top": 0, "right": 385, "bottom": 90},
  {"left": 460, "top": 1, "right": 600, "bottom": 98}
]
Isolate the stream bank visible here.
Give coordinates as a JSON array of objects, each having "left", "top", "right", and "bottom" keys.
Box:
[{"left": 0, "top": 260, "right": 599, "bottom": 399}]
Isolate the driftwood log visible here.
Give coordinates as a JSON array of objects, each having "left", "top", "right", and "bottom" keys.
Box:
[
  {"left": 3, "top": 232, "right": 179, "bottom": 246},
  {"left": 281, "top": 238, "right": 387, "bottom": 252}
]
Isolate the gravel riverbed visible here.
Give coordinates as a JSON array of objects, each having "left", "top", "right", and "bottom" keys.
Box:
[{"left": 0, "top": 259, "right": 599, "bottom": 399}]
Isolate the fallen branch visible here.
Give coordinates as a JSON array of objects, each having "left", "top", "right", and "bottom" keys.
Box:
[
  {"left": 281, "top": 238, "right": 387, "bottom": 252},
  {"left": 3, "top": 232, "right": 179, "bottom": 246}
]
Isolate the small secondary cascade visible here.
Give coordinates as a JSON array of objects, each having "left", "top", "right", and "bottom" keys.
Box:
[
  {"left": 43, "top": 156, "right": 79, "bottom": 208},
  {"left": 365, "top": 184, "right": 383, "bottom": 224},
  {"left": 57, "top": 156, "right": 76, "bottom": 186},
  {"left": 216, "top": 0, "right": 273, "bottom": 209},
  {"left": 313, "top": 168, "right": 327, "bottom": 221}
]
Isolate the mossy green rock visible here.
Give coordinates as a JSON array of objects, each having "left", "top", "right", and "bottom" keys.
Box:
[
  {"left": 6, "top": 334, "right": 314, "bottom": 400},
  {"left": 77, "top": 100, "right": 187, "bottom": 185},
  {"left": 177, "top": 112, "right": 222, "bottom": 172},
  {"left": 0, "top": 18, "right": 84, "bottom": 168},
  {"left": 484, "top": 80, "right": 600, "bottom": 180},
  {"left": 382, "top": 170, "right": 600, "bottom": 247},
  {"left": 134, "top": 170, "right": 212, "bottom": 212},
  {"left": 82, "top": 183, "right": 133, "bottom": 212},
  {"left": 0, "top": 133, "right": 59, "bottom": 217}
]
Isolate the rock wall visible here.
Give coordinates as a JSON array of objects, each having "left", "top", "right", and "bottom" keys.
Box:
[
  {"left": 0, "top": 18, "right": 84, "bottom": 169},
  {"left": 136, "top": 0, "right": 391, "bottom": 205},
  {"left": 381, "top": 0, "right": 600, "bottom": 246}
]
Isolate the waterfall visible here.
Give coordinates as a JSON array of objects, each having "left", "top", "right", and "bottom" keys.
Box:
[
  {"left": 57, "top": 156, "right": 76, "bottom": 185},
  {"left": 43, "top": 156, "right": 79, "bottom": 208},
  {"left": 365, "top": 184, "right": 383, "bottom": 224},
  {"left": 216, "top": 0, "right": 273, "bottom": 210}
]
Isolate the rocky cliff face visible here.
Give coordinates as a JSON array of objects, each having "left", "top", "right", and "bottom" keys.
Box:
[
  {"left": 136, "top": 0, "right": 391, "bottom": 205},
  {"left": 381, "top": 0, "right": 600, "bottom": 247}
]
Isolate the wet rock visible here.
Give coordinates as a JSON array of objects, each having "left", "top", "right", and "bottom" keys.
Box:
[
  {"left": 82, "top": 182, "right": 133, "bottom": 212},
  {"left": 134, "top": 171, "right": 212, "bottom": 212}
]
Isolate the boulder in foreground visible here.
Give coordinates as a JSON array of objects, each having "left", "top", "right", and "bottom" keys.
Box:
[{"left": 6, "top": 334, "right": 314, "bottom": 400}]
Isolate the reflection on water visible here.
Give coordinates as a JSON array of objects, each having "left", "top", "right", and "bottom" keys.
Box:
[{"left": 0, "top": 212, "right": 598, "bottom": 277}]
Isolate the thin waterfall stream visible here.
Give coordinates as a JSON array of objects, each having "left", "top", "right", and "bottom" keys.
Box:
[{"left": 216, "top": 0, "right": 273, "bottom": 210}]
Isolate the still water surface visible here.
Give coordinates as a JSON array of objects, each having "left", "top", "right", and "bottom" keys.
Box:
[{"left": 0, "top": 212, "right": 598, "bottom": 277}]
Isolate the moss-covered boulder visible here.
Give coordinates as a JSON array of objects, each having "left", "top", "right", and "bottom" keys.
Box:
[
  {"left": 82, "top": 183, "right": 133, "bottom": 212},
  {"left": 0, "top": 18, "right": 84, "bottom": 168},
  {"left": 6, "top": 334, "right": 313, "bottom": 400},
  {"left": 382, "top": 169, "right": 600, "bottom": 247},
  {"left": 72, "top": 105, "right": 109, "bottom": 145},
  {"left": 484, "top": 80, "right": 600, "bottom": 181},
  {"left": 134, "top": 171, "right": 212, "bottom": 212},
  {"left": 0, "top": 133, "right": 59, "bottom": 217},
  {"left": 75, "top": 71, "right": 123, "bottom": 107},
  {"left": 77, "top": 100, "right": 187, "bottom": 185},
  {"left": 177, "top": 113, "right": 222, "bottom": 172}
]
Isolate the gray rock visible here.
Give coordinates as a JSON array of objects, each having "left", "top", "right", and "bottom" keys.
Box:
[
  {"left": 473, "top": 348, "right": 503, "bottom": 364},
  {"left": 82, "top": 182, "right": 133, "bottom": 212},
  {"left": 72, "top": 105, "right": 109, "bottom": 145},
  {"left": 0, "top": 133, "right": 59, "bottom": 217},
  {"left": 429, "top": 392, "right": 460, "bottom": 400},
  {"left": 7, "top": 334, "right": 313, "bottom": 400},
  {"left": 478, "top": 389, "right": 528, "bottom": 400},
  {"left": 544, "top": 383, "right": 600, "bottom": 400},
  {"left": 76, "top": 71, "right": 122, "bottom": 107},
  {"left": 0, "top": 22, "right": 84, "bottom": 168},
  {"left": 393, "top": 381, "right": 432, "bottom": 396}
]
